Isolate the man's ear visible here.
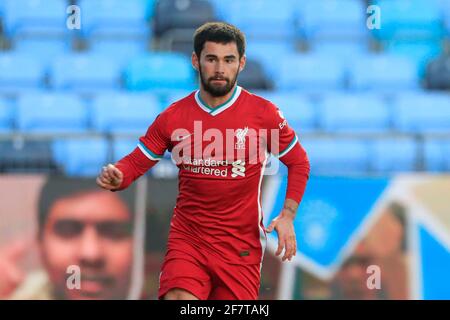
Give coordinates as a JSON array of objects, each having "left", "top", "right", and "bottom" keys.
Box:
[
  {"left": 239, "top": 54, "right": 246, "bottom": 72},
  {"left": 192, "top": 52, "right": 199, "bottom": 71}
]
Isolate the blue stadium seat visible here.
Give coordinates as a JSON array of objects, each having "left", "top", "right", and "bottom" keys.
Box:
[
  {"left": 310, "top": 41, "right": 369, "bottom": 59},
  {"left": 91, "top": 93, "right": 161, "bottom": 134},
  {"left": 372, "top": 0, "right": 444, "bottom": 40},
  {"left": 319, "top": 94, "right": 390, "bottom": 132},
  {"left": 258, "top": 92, "right": 316, "bottom": 133},
  {"left": 393, "top": 93, "right": 450, "bottom": 133},
  {"left": 50, "top": 54, "right": 121, "bottom": 92},
  {"left": 424, "top": 139, "right": 450, "bottom": 171},
  {"left": 2, "top": 0, "right": 68, "bottom": 37},
  {"left": 0, "top": 53, "right": 46, "bottom": 93},
  {"left": 165, "top": 89, "right": 195, "bottom": 106},
  {"left": 298, "top": 0, "right": 367, "bottom": 40},
  {"left": 444, "top": 0, "right": 450, "bottom": 34},
  {"left": 78, "top": 0, "right": 150, "bottom": 38},
  {"left": 370, "top": 138, "right": 419, "bottom": 173},
  {"left": 300, "top": 138, "right": 369, "bottom": 174},
  {"left": 385, "top": 41, "right": 443, "bottom": 76},
  {"left": 89, "top": 39, "right": 147, "bottom": 67},
  {"left": 349, "top": 54, "right": 419, "bottom": 91},
  {"left": 112, "top": 138, "right": 138, "bottom": 163},
  {"left": 14, "top": 38, "right": 72, "bottom": 66},
  {"left": 52, "top": 138, "right": 109, "bottom": 177},
  {"left": 0, "top": 98, "right": 13, "bottom": 133},
  {"left": 246, "top": 40, "right": 297, "bottom": 78},
  {"left": 277, "top": 54, "right": 346, "bottom": 91},
  {"left": 124, "top": 53, "right": 195, "bottom": 91},
  {"left": 225, "top": 0, "right": 297, "bottom": 40},
  {"left": 17, "top": 93, "right": 88, "bottom": 133}
]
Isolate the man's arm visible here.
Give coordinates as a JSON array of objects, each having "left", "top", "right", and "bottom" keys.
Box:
[
  {"left": 96, "top": 147, "right": 158, "bottom": 191},
  {"left": 97, "top": 112, "right": 171, "bottom": 191}
]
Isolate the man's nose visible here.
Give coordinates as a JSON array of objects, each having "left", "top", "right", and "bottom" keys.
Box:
[
  {"left": 79, "top": 226, "right": 105, "bottom": 267},
  {"left": 214, "top": 60, "right": 226, "bottom": 73}
]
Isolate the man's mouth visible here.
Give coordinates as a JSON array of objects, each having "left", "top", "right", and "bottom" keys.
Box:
[
  {"left": 77, "top": 275, "right": 114, "bottom": 295},
  {"left": 210, "top": 78, "right": 227, "bottom": 84}
]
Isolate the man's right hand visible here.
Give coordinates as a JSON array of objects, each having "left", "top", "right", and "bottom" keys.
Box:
[
  {"left": 0, "top": 239, "right": 28, "bottom": 299},
  {"left": 96, "top": 164, "right": 124, "bottom": 191}
]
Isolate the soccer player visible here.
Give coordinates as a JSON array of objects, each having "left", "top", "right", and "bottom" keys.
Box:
[{"left": 96, "top": 22, "right": 310, "bottom": 300}]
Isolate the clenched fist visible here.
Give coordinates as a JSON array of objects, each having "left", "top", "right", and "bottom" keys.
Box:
[{"left": 96, "top": 164, "right": 124, "bottom": 191}]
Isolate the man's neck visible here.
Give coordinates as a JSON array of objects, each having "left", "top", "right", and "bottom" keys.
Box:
[{"left": 199, "top": 85, "right": 237, "bottom": 109}]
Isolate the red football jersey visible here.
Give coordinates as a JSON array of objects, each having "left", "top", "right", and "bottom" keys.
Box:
[{"left": 135, "top": 86, "right": 305, "bottom": 265}]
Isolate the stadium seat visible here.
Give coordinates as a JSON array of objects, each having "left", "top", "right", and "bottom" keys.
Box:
[
  {"left": 164, "top": 89, "right": 195, "bottom": 106},
  {"left": 17, "top": 93, "right": 88, "bottom": 134},
  {"left": 298, "top": 0, "right": 367, "bottom": 41},
  {"left": 50, "top": 54, "right": 121, "bottom": 92},
  {"left": 300, "top": 138, "right": 370, "bottom": 174},
  {"left": 124, "top": 53, "right": 195, "bottom": 91},
  {"left": 153, "top": 0, "right": 216, "bottom": 37},
  {"left": 0, "top": 140, "right": 58, "bottom": 174},
  {"left": 0, "top": 98, "right": 13, "bottom": 133},
  {"left": 257, "top": 92, "right": 317, "bottom": 133},
  {"left": 310, "top": 41, "right": 369, "bottom": 60},
  {"left": 277, "top": 53, "right": 346, "bottom": 91},
  {"left": 52, "top": 138, "right": 109, "bottom": 177},
  {"left": 2, "top": 0, "right": 68, "bottom": 37},
  {"left": 13, "top": 38, "right": 72, "bottom": 66},
  {"left": 89, "top": 39, "right": 148, "bottom": 67},
  {"left": 225, "top": 0, "right": 297, "bottom": 40},
  {"left": 245, "top": 40, "right": 297, "bottom": 79},
  {"left": 393, "top": 93, "right": 450, "bottom": 133},
  {"left": 78, "top": 0, "right": 151, "bottom": 38},
  {"left": 91, "top": 93, "right": 161, "bottom": 134},
  {"left": 369, "top": 138, "right": 419, "bottom": 173},
  {"left": 425, "top": 53, "right": 450, "bottom": 90},
  {"left": 349, "top": 54, "right": 419, "bottom": 91},
  {"left": 424, "top": 139, "right": 450, "bottom": 171},
  {"left": 385, "top": 40, "right": 442, "bottom": 77},
  {"left": 319, "top": 94, "right": 390, "bottom": 133},
  {"left": 0, "top": 53, "right": 46, "bottom": 93},
  {"left": 112, "top": 138, "right": 139, "bottom": 163},
  {"left": 444, "top": 0, "right": 450, "bottom": 33},
  {"left": 372, "top": 0, "right": 444, "bottom": 40},
  {"left": 238, "top": 59, "right": 272, "bottom": 90}
]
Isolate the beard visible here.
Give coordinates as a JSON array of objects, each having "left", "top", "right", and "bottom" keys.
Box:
[{"left": 198, "top": 64, "right": 239, "bottom": 97}]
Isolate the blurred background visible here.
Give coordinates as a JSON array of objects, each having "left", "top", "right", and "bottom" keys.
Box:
[{"left": 0, "top": 0, "right": 449, "bottom": 300}]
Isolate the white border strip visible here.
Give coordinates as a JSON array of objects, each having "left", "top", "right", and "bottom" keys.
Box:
[
  {"left": 138, "top": 143, "right": 161, "bottom": 161},
  {"left": 127, "top": 178, "right": 148, "bottom": 300}
]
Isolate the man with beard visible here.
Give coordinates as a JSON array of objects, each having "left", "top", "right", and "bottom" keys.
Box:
[
  {"left": 97, "top": 22, "right": 310, "bottom": 300},
  {"left": 2, "top": 178, "right": 135, "bottom": 300}
]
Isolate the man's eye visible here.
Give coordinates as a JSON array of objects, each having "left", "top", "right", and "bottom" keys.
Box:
[
  {"left": 54, "top": 220, "right": 83, "bottom": 238},
  {"left": 97, "top": 222, "right": 133, "bottom": 240}
]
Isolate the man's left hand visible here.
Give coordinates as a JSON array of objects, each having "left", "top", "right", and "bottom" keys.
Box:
[{"left": 265, "top": 209, "right": 297, "bottom": 262}]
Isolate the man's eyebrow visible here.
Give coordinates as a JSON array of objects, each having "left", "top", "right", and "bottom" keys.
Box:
[{"left": 204, "top": 54, "right": 237, "bottom": 59}]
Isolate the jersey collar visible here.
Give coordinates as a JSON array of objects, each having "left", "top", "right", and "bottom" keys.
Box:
[{"left": 194, "top": 86, "right": 242, "bottom": 116}]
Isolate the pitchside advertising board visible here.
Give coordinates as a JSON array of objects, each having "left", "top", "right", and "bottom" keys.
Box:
[{"left": 263, "top": 174, "right": 450, "bottom": 300}]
